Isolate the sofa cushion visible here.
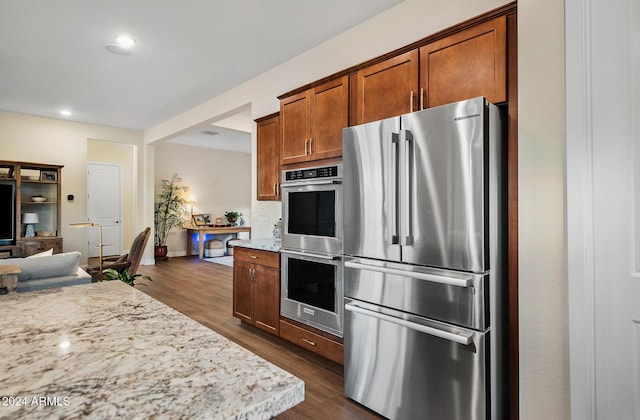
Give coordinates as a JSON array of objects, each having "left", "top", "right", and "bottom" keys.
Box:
[
  {"left": 16, "top": 267, "right": 92, "bottom": 293},
  {"left": 0, "top": 251, "right": 81, "bottom": 281}
]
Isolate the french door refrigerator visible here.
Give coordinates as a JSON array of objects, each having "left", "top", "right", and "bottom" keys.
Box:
[{"left": 342, "top": 97, "right": 507, "bottom": 420}]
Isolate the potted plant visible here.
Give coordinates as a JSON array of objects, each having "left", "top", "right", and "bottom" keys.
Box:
[
  {"left": 154, "top": 174, "right": 189, "bottom": 260},
  {"left": 224, "top": 211, "right": 242, "bottom": 226},
  {"left": 102, "top": 268, "right": 152, "bottom": 286}
]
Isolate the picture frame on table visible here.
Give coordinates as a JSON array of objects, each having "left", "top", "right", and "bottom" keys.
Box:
[
  {"left": 202, "top": 214, "right": 212, "bottom": 225},
  {"left": 192, "top": 214, "right": 206, "bottom": 226},
  {"left": 40, "top": 170, "right": 57, "bottom": 181}
]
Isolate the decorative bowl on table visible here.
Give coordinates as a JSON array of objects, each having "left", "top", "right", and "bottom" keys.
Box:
[
  {"left": 31, "top": 196, "right": 47, "bottom": 202},
  {"left": 36, "top": 231, "right": 55, "bottom": 237}
]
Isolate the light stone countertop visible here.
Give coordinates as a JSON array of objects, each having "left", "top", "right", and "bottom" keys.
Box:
[
  {"left": 228, "top": 238, "right": 281, "bottom": 253},
  {"left": 0, "top": 281, "right": 303, "bottom": 419}
]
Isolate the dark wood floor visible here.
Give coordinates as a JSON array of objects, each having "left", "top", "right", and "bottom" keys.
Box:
[{"left": 135, "top": 256, "right": 382, "bottom": 419}]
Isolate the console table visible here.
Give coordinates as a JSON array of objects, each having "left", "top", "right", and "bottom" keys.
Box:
[
  {"left": 185, "top": 226, "right": 251, "bottom": 260},
  {"left": 0, "top": 265, "right": 20, "bottom": 293}
]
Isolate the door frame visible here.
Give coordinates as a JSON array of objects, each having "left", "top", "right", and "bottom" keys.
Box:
[{"left": 566, "top": 0, "right": 637, "bottom": 418}]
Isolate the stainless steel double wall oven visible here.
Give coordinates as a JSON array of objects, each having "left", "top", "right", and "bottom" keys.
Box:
[{"left": 280, "top": 164, "right": 343, "bottom": 337}]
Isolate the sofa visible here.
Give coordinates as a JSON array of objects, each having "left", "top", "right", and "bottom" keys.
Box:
[{"left": 0, "top": 251, "right": 92, "bottom": 293}]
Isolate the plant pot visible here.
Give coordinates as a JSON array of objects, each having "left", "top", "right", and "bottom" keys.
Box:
[
  {"left": 154, "top": 245, "right": 168, "bottom": 261},
  {"left": 227, "top": 217, "right": 237, "bottom": 226}
]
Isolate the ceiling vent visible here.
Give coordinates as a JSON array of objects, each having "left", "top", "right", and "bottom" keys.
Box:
[{"left": 200, "top": 130, "right": 219, "bottom": 136}]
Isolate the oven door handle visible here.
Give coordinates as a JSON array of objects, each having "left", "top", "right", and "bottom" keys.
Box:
[
  {"left": 345, "top": 302, "right": 473, "bottom": 345},
  {"left": 344, "top": 261, "right": 472, "bottom": 288},
  {"left": 281, "top": 179, "right": 342, "bottom": 188},
  {"left": 282, "top": 249, "right": 341, "bottom": 261}
]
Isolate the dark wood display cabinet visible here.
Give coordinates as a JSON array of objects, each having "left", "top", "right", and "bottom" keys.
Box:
[{"left": 0, "top": 161, "right": 63, "bottom": 258}]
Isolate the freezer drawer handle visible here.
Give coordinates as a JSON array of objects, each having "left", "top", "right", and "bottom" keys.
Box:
[
  {"left": 345, "top": 302, "right": 473, "bottom": 346},
  {"left": 344, "top": 261, "right": 472, "bottom": 288}
]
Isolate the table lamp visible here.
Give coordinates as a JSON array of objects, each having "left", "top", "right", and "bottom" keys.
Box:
[
  {"left": 23, "top": 213, "right": 39, "bottom": 237},
  {"left": 187, "top": 195, "right": 197, "bottom": 226}
]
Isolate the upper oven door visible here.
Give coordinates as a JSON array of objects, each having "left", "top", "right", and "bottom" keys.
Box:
[{"left": 281, "top": 179, "right": 343, "bottom": 255}]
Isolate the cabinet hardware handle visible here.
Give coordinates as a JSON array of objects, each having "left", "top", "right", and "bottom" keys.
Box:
[
  {"left": 304, "top": 139, "right": 308, "bottom": 155},
  {"left": 249, "top": 255, "right": 258, "bottom": 259},
  {"left": 410, "top": 90, "right": 414, "bottom": 112},
  {"left": 274, "top": 183, "right": 277, "bottom": 195},
  {"left": 309, "top": 138, "right": 313, "bottom": 154},
  {"left": 420, "top": 88, "right": 424, "bottom": 110},
  {"left": 302, "top": 338, "right": 316, "bottom": 346}
]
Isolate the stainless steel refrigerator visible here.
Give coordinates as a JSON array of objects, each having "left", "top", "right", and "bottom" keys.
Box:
[{"left": 342, "top": 96, "right": 507, "bottom": 420}]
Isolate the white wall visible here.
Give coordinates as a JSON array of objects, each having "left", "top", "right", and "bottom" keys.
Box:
[
  {"left": 153, "top": 142, "right": 251, "bottom": 256},
  {"left": 0, "top": 111, "right": 145, "bottom": 263},
  {"left": 143, "top": 0, "right": 569, "bottom": 418},
  {"left": 518, "top": 0, "right": 568, "bottom": 419}
]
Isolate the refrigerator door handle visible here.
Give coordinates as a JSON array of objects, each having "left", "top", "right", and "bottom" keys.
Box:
[
  {"left": 345, "top": 302, "right": 474, "bottom": 345},
  {"left": 398, "top": 130, "right": 413, "bottom": 246},
  {"left": 387, "top": 132, "right": 400, "bottom": 244},
  {"left": 344, "top": 260, "right": 473, "bottom": 288}
]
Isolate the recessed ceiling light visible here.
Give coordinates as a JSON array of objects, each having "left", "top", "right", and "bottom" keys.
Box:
[
  {"left": 60, "top": 110, "right": 72, "bottom": 117},
  {"left": 115, "top": 34, "right": 136, "bottom": 49},
  {"left": 106, "top": 34, "right": 136, "bottom": 56}
]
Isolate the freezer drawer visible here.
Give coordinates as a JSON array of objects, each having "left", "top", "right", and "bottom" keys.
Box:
[
  {"left": 344, "top": 257, "right": 488, "bottom": 330},
  {"left": 344, "top": 298, "right": 489, "bottom": 420}
]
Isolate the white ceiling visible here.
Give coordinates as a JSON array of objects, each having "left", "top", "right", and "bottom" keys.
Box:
[{"left": 0, "top": 0, "right": 403, "bottom": 152}]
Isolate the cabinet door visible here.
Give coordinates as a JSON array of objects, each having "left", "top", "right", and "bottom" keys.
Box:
[
  {"left": 419, "top": 16, "right": 507, "bottom": 108},
  {"left": 233, "top": 260, "right": 254, "bottom": 323},
  {"left": 310, "top": 76, "right": 349, "bottom": 161},
  {"left": 256, "top": 115, "right": 281, "bottom": 201},
  {"left": 280, "top": 91, "right": 311, "bottom": 165},
  {"left": 354, "top": 50, "right": 419, "bottom": 125},
  {"left": 17, "top": 239, "right": 63, "bottom": 256},
  {"left": 253, "top": 264, "right": 280, "bottom": 335}
]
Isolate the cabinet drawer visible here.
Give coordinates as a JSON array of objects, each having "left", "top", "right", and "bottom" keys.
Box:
[
  {"left": 234, "top": 247, "right": 279, "bottom": 268},
  {"left": 280, "top": 318, "right": 344, "bottom": 365}
]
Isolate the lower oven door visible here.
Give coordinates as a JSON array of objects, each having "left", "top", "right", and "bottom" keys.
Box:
[
  {"left": 280, "top": 250, "right": 343, "bottom": 337},
  {"left": 344, "top": 298, "right": 488, "bottom": 420}
]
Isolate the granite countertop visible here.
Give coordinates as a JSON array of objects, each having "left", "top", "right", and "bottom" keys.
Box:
[
  {"left": 0, "top": 281, "right": 303, "bottom": 419},
  {"left": 228, "top": 238, "right": 281, "bottom": 252}
]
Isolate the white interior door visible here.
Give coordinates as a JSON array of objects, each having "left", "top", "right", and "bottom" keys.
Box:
[
  {"left": 567, "top": 0, "right": 640, "bottom": 418},
  {"left": 88, "top": 163, "right": 122, "bottom": 258}
]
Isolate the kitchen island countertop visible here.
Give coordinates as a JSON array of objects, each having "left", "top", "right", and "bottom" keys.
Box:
[
  {"left": 229, "top": 238, "right": 281, "bottom": 253},
  {"left": 0, "top": 281, "right": 303, "bottom": 419}
]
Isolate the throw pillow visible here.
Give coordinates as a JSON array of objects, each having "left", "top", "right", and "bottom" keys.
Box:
[{"left": 26, "top": 248, "right": 54, "bottom": 258}]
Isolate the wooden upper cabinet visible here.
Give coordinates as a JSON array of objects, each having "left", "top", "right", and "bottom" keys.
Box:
[
  {"left": 256, "top": 114, "right": 280, "bottom": 201},
  {"left": 310, "top": 76, "right": 348, "bottom": 161},
  {"left": 419, "top": 16, "right": 507, "bottom": 108},
  {"left": 280, "top": 92, "right": 310, "bottom": 165},
  {"left": 280, "top": 76, "right": 348, "bottom": 165},
  {"left": 353, "top": 50, "right": 419, "bottom": 125}
]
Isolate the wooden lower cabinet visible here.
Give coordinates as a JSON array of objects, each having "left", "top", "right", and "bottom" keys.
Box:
[
  {"left": 232, "top": 247, "right": 280, "bottom": 336},
  {"left": 17, "top": 237, "right": 63, "bottom": 256},
  {"left": 280, "top": 318, "right": 344, "bottom": 365}
]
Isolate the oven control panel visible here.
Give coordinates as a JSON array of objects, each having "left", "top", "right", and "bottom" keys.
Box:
[{"left": 284, "top": 165, "right": 340, "bottom": 181}]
